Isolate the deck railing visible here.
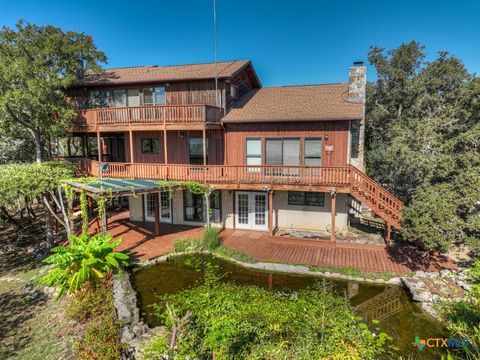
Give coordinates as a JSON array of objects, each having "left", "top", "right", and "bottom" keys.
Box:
[
  {"left": 64, "top": 158, "right": 403, "bottom": 229},
  {"left": 74, "top": 104, "right": 223, "bottom": 128}
]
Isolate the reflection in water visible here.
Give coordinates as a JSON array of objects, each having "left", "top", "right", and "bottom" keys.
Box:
[{"left": 132, "top": 254, "right": 448, "bottom": 359}]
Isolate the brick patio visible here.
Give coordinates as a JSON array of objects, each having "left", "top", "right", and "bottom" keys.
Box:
[{"left": 100, "top": 211, "right": 455, "bottom": 274}]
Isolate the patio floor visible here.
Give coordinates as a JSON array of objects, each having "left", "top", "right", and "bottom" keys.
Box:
[{"left": 99, "top": 211, "right": 455, "bottom": 274}]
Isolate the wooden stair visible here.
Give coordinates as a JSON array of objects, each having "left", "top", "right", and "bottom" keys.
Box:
[{"left": 348, "top": 166, "right": 404, "bottom": 239}]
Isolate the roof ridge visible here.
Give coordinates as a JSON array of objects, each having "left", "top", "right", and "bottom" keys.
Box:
[
  {"left": 103, "top": 59, "right": 249, "bottom": 71},
  {"left": 262, "top": 82, "right": 347, "bottom": 89}
]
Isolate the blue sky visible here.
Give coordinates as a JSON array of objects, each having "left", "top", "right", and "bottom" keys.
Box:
[{"left": 1, "top": 0, "right": 479, "bottom": 86}]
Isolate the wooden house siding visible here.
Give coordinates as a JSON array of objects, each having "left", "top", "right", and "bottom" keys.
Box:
[{"left": 223, "top": 121, "right": 349, "bottom": 167}]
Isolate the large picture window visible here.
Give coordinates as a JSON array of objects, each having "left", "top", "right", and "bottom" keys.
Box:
[
  {"left": 141, "top": 138, "right": 160, "bottom": 154},
  {"left": 288, "top": 191, "right": 325, "bottom": 207},
  {"left": 265, "top": 138, "right": 300, "bottom": 166},
  {"left": 304, "top": 138, "right": 322, "bottom": 166}
]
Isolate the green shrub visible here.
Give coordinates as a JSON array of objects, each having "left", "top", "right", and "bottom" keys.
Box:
[
  {"left": 40, "top": 233, "right": 129, "bottom": 298},
  {"left": 214, "top": 246, "right": 256, "bottom": 263},
  {"left": 144, "top": 272, "right": 391, "bottom": 359},
  {"left": 202, "top": 227, "right": 220, "bottom": 250}
]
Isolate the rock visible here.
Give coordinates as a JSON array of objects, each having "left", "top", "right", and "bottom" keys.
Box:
[
  {"left": 456, "top": 280, "right": 472, "bottom": 291},
  {"left": 439, "top": 269, "right": 452, "bottom": 277},
  {"left": 412, "top": 290, "right": 431, "bottom": 302}
]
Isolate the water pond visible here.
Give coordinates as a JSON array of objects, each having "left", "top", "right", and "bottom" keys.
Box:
[{"left": 132, "top": 254, "right": 449, "bottom": 359}]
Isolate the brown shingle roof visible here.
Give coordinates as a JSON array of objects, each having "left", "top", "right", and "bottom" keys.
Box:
[
  {"left": 221, "top": 83, "right": 363, "bottom": 123},
  {"left": 79, "top": 60, "right": 251, "bottom": 86}
]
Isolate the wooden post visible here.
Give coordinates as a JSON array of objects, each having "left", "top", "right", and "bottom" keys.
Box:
[
  {"left": 163, "top": 129, "right": 168, "bottom": 164},
  {"left": 268, "top": 190, "right": 274, "bottom": 236},
  {"left": 101, "top": 205, "right": 108, "bottom": 236},
  {"left": 154, "top": 192, "right": 161, "bottom": 236},
  {"left": 205, "top": 191, "right": 211, "bottom": 228},
  {"left": 67, "top": 137, "right": 72, "bottom": 157},
  {"left": 330, "top": 190, "right": 336, "bottom": 242},
  {"left": 141, "top": 194, "right": 146, "bottom": 222},
  {"left": 385, "top": 222, "right": 392, "bottom": 243},
  {"left": 82, "top": 136, "right": 88, "bottom": 158},
  {"left": 202, "top": 127, "right": 207, "bottom": 166},
  {"left": 96, "top": 129, "right": 102, "bottom": 162},
  {"left": 129, "top": 129, "right": 134, "bottom": 163}
]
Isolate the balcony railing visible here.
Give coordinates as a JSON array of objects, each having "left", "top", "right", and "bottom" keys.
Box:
[
  {"left": 74, "top": 104, "right": 223, "bottom": 128},
  {"left": 62, "top": 158, "right": 403, "bottom": 229}
]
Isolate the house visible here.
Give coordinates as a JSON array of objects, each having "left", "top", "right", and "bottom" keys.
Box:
[{"left": 62, "top": 60, "right": 402, "bottom": 242}]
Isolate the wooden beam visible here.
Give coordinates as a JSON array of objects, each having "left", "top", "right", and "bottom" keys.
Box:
[
  {"left": 330, "top": 191, "right": 336, "bottom": 242},
  {"left": 163, "top": 129, "right": 168, "bottom": 164},
  {"left": 96, "top": 129, "right": 101, "bottom": 162},
  {"left": 129, "top": 129, "right": 134, "bottom": 163},
  {"left": 268, "top": 190, "right": 274, "bottom": 236},
  {"left": 202, "top": 127, "right": 207, "bottom": 166},
  {"left": 153, "top": 192, "right": 161, "bottom": 236}
]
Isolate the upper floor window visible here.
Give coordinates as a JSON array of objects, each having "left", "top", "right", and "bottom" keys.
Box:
[
  {"left": 304, "top": 138, "right": 322, "bottom": 166},
  {"left": 127, "top": 89, "right": 140, "bottom": 107},
  {"left": 265, "top": 138, "right": 300, "bottom": 166},
  {"left": 113, "top": 89, "right": 127, "bottom": 107},
  {"left": 141, "top": 138, "right": 160, "bottom": 154},
  {"left": 89, "top": 90, "right": 110, "bottom": 108},
  {"left": 246, "top": 139, "right": 261, "bottom": 166},
  {"left": 143, "top": 87, "right": 166, "bottom": 106}
]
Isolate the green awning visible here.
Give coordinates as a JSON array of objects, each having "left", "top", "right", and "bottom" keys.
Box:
[{"left": 65, "top": 178, "right": 179, "bottom": 197}]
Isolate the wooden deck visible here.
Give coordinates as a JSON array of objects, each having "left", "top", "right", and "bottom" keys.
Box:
[
  {"left": 98, "top": 212, "right": 450, "bottom": 274},
  {"left": 220, "top": 229, "right": 412, "bottom": 273}
]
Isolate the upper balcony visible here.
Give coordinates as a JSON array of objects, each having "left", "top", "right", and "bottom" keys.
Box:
[{"left": 72, "top": 104, "right": 224, "bottom": 132}]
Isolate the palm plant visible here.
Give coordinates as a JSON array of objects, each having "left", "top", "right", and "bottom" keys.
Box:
[{"left": 39, "top": 233, "right": 129, "bottom": 298}]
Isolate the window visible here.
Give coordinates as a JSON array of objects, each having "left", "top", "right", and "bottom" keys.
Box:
[
  {"left": 154, "top": 87, "right": 166, "bottom": 105},
  {"left": 350, "top": 120, "right": 360, "bottom": 159},
  {"left": 184, "top": 190, "right": 204, "bottom": 222},
  {"left": 113, "top": 89, "right": 127, "bottom": 107},
  {"left": 189, "top": 138, "right": 206, "bottom": 165},
  {"left": 89, "top": 90, "right": 110, "bottom": 108},
  {"left": 304, "top": 138, "right": 322, "bottom": 166},
  {"left": 231, "top": 84, "right": 239, "bottom": 99},
  {"left": 143, "top": 88, "right": 154, "bottom": 105},
  {"left": 210, "top": 191, "right": 221, "bottom": 223},
  {"left": 265, "top": 138, "right": 300, "bottom": 165},
  {"left": 288, "top": 191, "right": 325, "bottom": 207},
  {"left": 246, "top": 139, "right": 261, "bottom": 170},
  {"left": 141, "top": 138, "right": 160, "bottom": 154},
  {"left": 127, "top": 89, "right": 140, "bottom": 107}
]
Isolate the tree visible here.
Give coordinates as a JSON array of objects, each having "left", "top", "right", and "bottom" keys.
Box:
[
  {"left": 0, "top": 20, "right": 106, "bottom": 163},
  {"left": 366, "top": 42, "right": 480, "bottom": 252}
]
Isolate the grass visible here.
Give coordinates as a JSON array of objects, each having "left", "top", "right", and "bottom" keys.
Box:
[
  {"left": 308, "top": 265, "right": 397, "bottom": 281},
  {"left": 213, "top": 246, "right": 257, "bottom": 264},
  {"left": 173, "top": 238, "right": 203, "bottom": 253},
  {"left": 0, "top": 266, "right": 80, "bottom": 360}
]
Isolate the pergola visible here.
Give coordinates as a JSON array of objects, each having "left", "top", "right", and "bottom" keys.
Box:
[{"left": 65, "top": 178, "right": 190, "bottom": 236}]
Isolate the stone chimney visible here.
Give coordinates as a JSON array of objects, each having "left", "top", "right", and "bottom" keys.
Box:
[{"left": 348, "top": 61, "right": 366, "bottom": 103}]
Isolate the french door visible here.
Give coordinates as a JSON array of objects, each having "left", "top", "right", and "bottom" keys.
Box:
[
  {"left": 235, "top": 192, "right": 268, "bottom": 231},
  {"left": 144, "top": 192, "right": 172, "bottom": 223}
]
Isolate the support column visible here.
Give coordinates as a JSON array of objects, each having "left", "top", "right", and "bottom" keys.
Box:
[
  {"left": 202, "top": 127, "right": 207, "bottom": 166},
  {"left": 153, "top": 192, "right": 161, "bottom": 236},
  {"left": 67, "top": 137, "right": 72, "bottom": 157},
  {"left": 330, "top": 190, "right": 336, "bottom": 242},
  {"left": 96, "top": 129, "right": 102, "bottom": 162},
  {"left": 163, "top": 128, "right": 168, "bottom": 164},
  {"left": 141, "top": 194, "right": 146, "bottom": 222},
  {"left": 205, "top": 191, "right": 211, "bottom": 228},
  {"left": 129, "top": 129, "right": 134, "bottom": 164},
  {"left": 268, "top": 190, "right": 274, "bottom": 236},
  {"left": 82, "top": 136, "right": 88, "bottom": 158},
  {"left": 385, "top": 222, "right": 392, "bottom": 243}
]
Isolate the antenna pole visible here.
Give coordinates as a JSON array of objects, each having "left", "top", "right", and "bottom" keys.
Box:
[{"left": 213, "top": 0, "right": 219, "bottom": 107}]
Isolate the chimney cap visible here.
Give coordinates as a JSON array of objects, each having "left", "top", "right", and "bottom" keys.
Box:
[{"left": 353, "top": 61, "right": 365, "bottom": 67}]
